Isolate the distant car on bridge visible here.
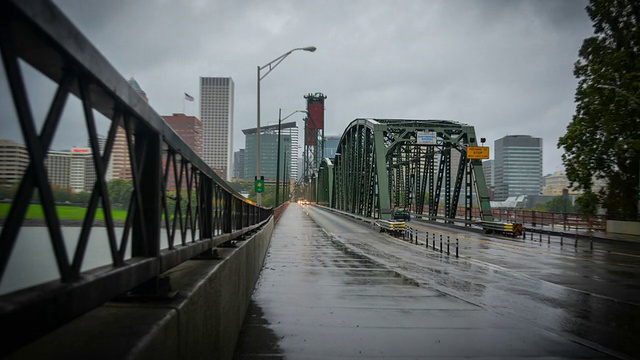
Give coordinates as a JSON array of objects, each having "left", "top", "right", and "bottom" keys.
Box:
[{"left": 390, "top": 208, "right": 410, "bottom": 221}]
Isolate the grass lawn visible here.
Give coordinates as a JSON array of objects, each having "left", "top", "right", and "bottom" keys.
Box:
[{"left": 0, "top": 203, "right": 128, "bottom": 221}]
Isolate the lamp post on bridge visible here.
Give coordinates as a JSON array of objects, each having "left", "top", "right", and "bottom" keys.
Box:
[
  {"left": 276, "top": 109, "right": 308, "bottom": 206},
  {"left": 256, "top": 46, "right": 316, "bottom": 206}
]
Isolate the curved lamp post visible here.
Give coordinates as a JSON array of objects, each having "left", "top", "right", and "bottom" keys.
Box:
[
  {"left": 256, "top": 46, "right": 316, "bottom": 206},
  {"left": 275, "top": 109, "right": 308, "bottom": 206}
]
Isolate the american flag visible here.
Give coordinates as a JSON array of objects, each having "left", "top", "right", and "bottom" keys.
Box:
[{"left": 184, "top": 92, "right": 195, "bottom": 102}]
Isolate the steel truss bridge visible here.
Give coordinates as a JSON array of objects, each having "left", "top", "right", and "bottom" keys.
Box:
[{"left": 315, "top": 118, "right": 494, "bottom": 222}]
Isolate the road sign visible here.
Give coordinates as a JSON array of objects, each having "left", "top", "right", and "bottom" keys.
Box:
[
  {"left": 255, "top": 179, "right": 264, "bottom": 193},
  {"left": 417, "top": 131, "right": 437, "bottom": 144},
  {"left": 467, "top": 146, "right": 489, "bottom": 159}
]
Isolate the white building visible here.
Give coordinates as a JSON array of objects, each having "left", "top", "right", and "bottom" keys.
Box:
[
  {"left": 200, "top": 77, "right": 234, "bottom": 181},
  {"left": 0, "top": 139, "right": 29, "bottom": 187}
]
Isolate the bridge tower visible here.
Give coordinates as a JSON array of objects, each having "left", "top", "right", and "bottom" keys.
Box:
[{"left": 303, "top": 93, "right": 327, "bottom": 199}]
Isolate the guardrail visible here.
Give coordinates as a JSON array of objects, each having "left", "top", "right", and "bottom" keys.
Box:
[
  {"left": 0, "top": 0, "right": 271, "bottom": 356},
  {"left": 411, "top": 206, "right": 607, "bottom": 232}
]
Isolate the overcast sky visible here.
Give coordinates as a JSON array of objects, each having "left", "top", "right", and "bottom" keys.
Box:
[{"left": 1, "top": 0, "right": 594, "bottom": 175}]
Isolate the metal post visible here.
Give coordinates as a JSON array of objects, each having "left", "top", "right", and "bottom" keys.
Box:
[
  {"left": 256, "top": 66, "right": 261, "bottom": 206},
  {"left": 548, "top": 232, "right": 551, "bottom": 244},
  {"left": 275, "top": 108, "right": 282, "bottom": 206},
  {"left": 439, "top": 234, "right": 443, "bottom": 253},
  {"left": 456, "top": 238, "right": 459, "bottom": 258},
  {"left": 283, "top": 150, "right": 288, "bottom": 202},
  {"left": 447, "top": 237, "right": 450, "bottom": 255}
]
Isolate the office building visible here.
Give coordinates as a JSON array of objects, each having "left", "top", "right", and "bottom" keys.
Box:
[
  {"left": 162, "top": 113, "right": 204, "bottom": 156},
  {"left": 112, "top": 77, "right": 149, "bottom": 180},
  {"left": 45, "top": 150, "right": 71, "bottom": 189},
  {"left": 242, "top": 122, "right": 299, "bottom": 180},
  {"left": 234, "top": 149, "right": 246, "bottom": 180},
  {"left": 242, "top": 121, "right": 299, "bottom": 181},
  {"left": 200, "top": 77, "right": 234, "bottom": 181},
  {"left": 482, "top": 160, "right": 494, "bottom": 187},
  {"left": 161, "top": 113, "right": 204, "bottom": 190},
  {"left": 0, "top": 139, "right": 29, "bottom": 187},
  {"left": 494, "top": 135, "right": 543, "bottom": 201}
]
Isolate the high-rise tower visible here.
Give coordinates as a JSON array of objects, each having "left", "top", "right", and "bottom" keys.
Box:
[
  {"left": 494, "top": 135, "right": 543, "bottom": 201},
  {"left": 200, "top": 77, "right": 234, "bottom": 181}
]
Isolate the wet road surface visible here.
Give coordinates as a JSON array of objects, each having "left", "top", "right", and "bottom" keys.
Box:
[{"left": 234, "top": 204, "right": 621, "bottom": 359}]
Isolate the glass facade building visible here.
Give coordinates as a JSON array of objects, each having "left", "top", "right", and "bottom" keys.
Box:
[{"left": 494, "top": 135, "right": 543, "bottom": 201}]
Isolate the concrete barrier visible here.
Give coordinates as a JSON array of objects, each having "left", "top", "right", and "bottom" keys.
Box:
[
  {"left": 607, "top": 220, "right": 640, "bottom": 236},
  {"left": 8, "top": 218, "right": 275, "bottom": 360}
]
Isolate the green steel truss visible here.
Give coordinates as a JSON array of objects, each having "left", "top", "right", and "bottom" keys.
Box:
[
  {"left": 317, "top": 158, "right": 334, "bottom": 206},
  {"left": 331, "top": 119, "right": 493, "bottom": 221}
]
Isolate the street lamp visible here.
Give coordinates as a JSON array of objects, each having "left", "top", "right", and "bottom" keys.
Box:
[
  {"left": 275, "top": 109, "right": 308, "bottom": 206},
  {"left": 256, "top": 46, "right": 316, "bottom": 206}
]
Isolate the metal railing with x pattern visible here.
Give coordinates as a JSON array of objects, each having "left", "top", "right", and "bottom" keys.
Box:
[{"left": 0, "top": 0, "right": 271, "bottom": 355}]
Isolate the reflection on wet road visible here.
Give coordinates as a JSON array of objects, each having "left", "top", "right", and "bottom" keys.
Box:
[
  {"left": 234, "top": 204, "right": 616, "bottom": 359},
  {"left": 306, "top": 206, "right": 640, "bottom": 359}
]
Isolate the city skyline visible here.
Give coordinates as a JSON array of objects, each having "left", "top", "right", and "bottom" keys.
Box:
[{"left": 0, "top": 1, "right": 595, "bottom": 176}]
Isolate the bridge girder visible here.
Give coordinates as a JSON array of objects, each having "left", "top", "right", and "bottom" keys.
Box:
[{"left": 332, "top": 119, "right": 493, "bottom": 221}]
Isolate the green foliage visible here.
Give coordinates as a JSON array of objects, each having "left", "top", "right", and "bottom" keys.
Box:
[
  {"left": 0, "top": 203, "right": 128, "bottom": 221},
  {"left": 107, "top": 179, "right": 133, "bottom": 208},
  {"left": 558, "top": 0, "right": 640, "bottom": 220},
  {"left": 575, "top": 190, "right": 600, "bottom": 215},
  {"left": 536, "top": 196, "right": 576, "bottom": 213}
]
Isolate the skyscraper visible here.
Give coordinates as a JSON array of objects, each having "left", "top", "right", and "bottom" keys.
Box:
[
  {"left": 494, "top": 135, "right": 543, "bottom": 201},
  {"left": 233, "top": 149, "right": 246, "bottom": 180},
  {"left": 200, "top": 77, "right": 234, "bottom": 181},
  {"left": 242, "top": 122, "right": 298, "bottom": 181}
]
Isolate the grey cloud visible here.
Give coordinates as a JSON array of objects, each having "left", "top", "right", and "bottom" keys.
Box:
[{"left": 1, "top": 0, "right": 594, "bottom": 175}]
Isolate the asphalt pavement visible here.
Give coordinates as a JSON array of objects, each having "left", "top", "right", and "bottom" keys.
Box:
[{"left": 234, "top": 204, "right": 617, "bottom": 359}]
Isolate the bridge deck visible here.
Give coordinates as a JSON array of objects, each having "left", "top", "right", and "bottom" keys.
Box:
[{"left": 234, "top": 204, "right": 605, "bottom": 359}]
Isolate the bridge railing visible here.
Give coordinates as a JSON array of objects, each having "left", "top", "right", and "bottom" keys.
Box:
[
  {"left": 413, "top": 205, "right": 606, "bottom": 232},
  {"left": 0, "top": 0, "right": 271, "bottom": 355}
]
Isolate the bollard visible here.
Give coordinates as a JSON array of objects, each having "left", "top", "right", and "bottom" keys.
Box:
[
  {"left": 439, "top": 234, "right": 443, "bottom": 253},
  {"left": 548, "top": 232, "right": 550, "bottom": 244},
  {"left": 530, "top": 231, "right": 533, "bottom": 240},
  {"left": 433, "top": 233, "right": 436, "bottom": 251},
  {"left": 539, "top": 232, "right": 542, "bottom": 242},
  {"left": 560, "top": 233, "right": 563, "bottom": 246},
  {"left": 447, "top": 238, "right": 450, "bottom": 255},
  {"left": 456, "top": 238, "right": 459, "bottom": 258},
  {"left": 575, "top": 232, "right": 578, "bottom": 248}
]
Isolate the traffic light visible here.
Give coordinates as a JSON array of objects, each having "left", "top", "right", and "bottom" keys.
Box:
[{"left": 255, "top": 176, "right": 265, "bottom": 193}]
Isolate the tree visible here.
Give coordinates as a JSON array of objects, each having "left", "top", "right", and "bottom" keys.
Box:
[
  {"left": 575, "top": 190, "right": 600, "bottom": 215},
  {"left": 558, "top": 0, "right": 640, "bottom": 220},
  {"left": 538, "top": 196, "right": 576, "bottom": 213}
]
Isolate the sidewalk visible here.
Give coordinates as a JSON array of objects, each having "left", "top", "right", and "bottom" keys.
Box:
[{"left": 234, "top": 204, "right": 609, "bottom": 359}]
